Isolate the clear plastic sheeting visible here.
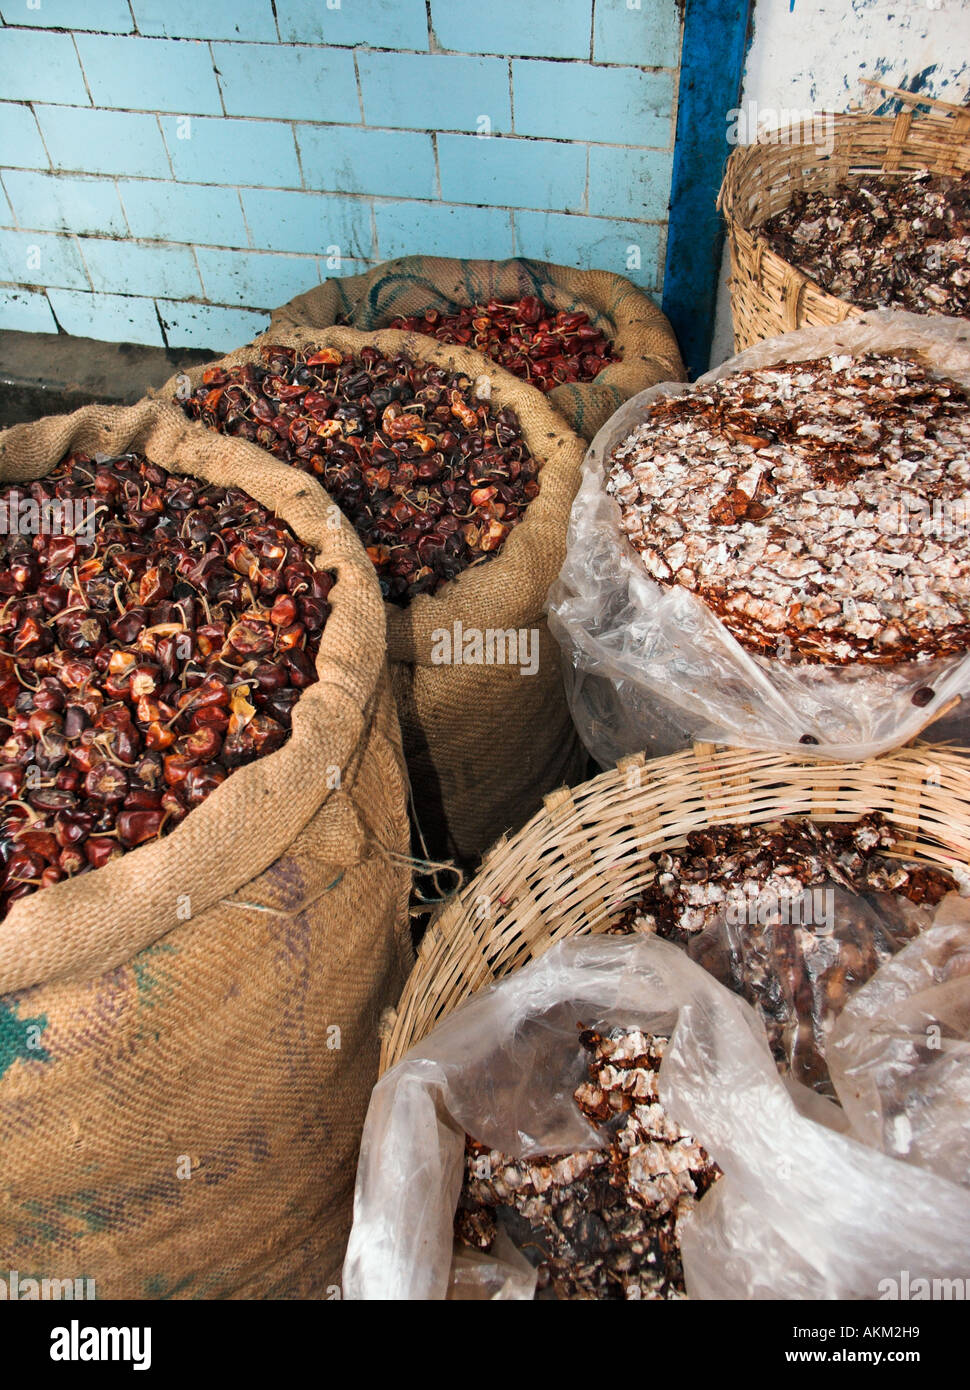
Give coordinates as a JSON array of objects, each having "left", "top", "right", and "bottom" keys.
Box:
[
  {"left": 828, "top": 894, "right": 970, "bottom": 1189},
  {"left": 342, "top": 933, "right": 970, "bottom": 1300},
  {"left": 546, "top": 311, "right": 970, "bottom": 766},
  {"left": 656, "top": 881, "right": 940, "bottom": 1096}
]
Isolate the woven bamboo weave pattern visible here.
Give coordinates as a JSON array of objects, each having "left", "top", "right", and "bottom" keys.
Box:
[
  {"left": 719, "top": 85, "right": 970, "bottom": 351},
  {"left": 381, "top": 741, "right": 970, "bottom": 1071}
]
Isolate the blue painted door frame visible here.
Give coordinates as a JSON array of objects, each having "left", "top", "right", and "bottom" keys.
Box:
[{"left": 662, "top": 0, "right": 754, "bottom": 378}]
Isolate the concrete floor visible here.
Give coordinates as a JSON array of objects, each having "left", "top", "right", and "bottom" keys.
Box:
[{"left": 0, "top": 330, "right": 216, "bottom": 427}]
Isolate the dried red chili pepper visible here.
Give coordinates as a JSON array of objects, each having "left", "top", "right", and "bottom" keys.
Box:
[
  {"left": 384, "top": 296, "right": 619, "bottom": 394},
  {"left": 180, "top": 345, "right": 542, "bottom": 605},
  {"left": 0, "top": 450, "right": 333, "bottom": 917}
]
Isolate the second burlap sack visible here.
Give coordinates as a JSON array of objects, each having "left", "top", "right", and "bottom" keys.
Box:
[
  {"left": 0, "top": 398, "right": 412, "bottom": 1298},
  {"left": 164, "top": 327, "right": 590, "bottom": 867},
  {"left": 269, "top": 254, "right": 684, "bottom": 441}
]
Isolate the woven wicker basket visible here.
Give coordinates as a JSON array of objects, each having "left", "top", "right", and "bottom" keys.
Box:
[
  {"left": 719, "top": 84, "right": 970, "bottom": 352},
  {"left": 380, "top": 741, "right": 970, "bottom": 1072}
]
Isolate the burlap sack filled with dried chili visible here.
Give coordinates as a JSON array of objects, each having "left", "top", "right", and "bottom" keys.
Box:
[
  {"left": 268, "top": 255, "right": 684, "bottom": 441},
  {"left": 163, "top": 327, "right": 589, "bottom": 868},
  {"left": 0, "top": 397, "right": 411, "bottom": 1299}
]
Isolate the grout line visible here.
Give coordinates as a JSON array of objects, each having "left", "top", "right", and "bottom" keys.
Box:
[
  {"left": 186, "top": 241, "right": 205, "bottom": 299},
  {"left": 208, "top": 40, "right": 228, "bottom": 118},
  {"left": 1, "top": 195, "right": 670, "bottom": 244},
  {"left": 71, "top": 232, "right": 97, "bottom": 293},
  {"left": 154, "top": 298, "right": 171, "bottom": 348},
  {"left": 44, "top": 290, "right": 66, "bottom": 334},
  {"left": 0, "top": 23, "right": 678, "bottom": 67},
  {"left": 74, "top": 234, "right": 98, "bottom": 291},
  {"left": 352, "top": 49, "right": 366, "bottom": 124},
  {"left": 430, "top": 131, "right": 441, "bottom": 200},
  {"left": 156, "top": 113, "right": 177, "bottom": 180},
  {"left": 426, "top": 2, "right": 441, "bottom": 54},
  {"left": 26, "top": 102, "right": 54, "bottom": 175},
  {"left": 235, "top": 187, "right": 254, "bottom": 249},
  {"left": 69, "top": 32, "right": 96, "bottom": 106},
  {"left": 0, "top": 154, "right": 672, "bottom": 209},
  {"left": 0, "top": 103, "right": 676, "bottom": 149},
  {"left": 113, "top": 179, "right": 133, "bottom": 238},
  {"left": 69, "top": 237, "right": 329, "bottom": 261},
  {"left": 115, "top": 176, "right": 133, "bottom": 236},
  {"left": 291, "top": 121, "right": 307, "bottom": 191}
]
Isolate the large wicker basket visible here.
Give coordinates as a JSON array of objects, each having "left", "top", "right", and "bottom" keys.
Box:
[
  {"left": 380, "top": 741, "right": 970, "bottom": 1071},
  {"left": 719, "top": 84, "right": 970, "bottom": 352}
]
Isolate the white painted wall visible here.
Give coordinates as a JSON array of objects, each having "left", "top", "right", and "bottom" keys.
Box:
[{"left": 710, "top": 0, "right": 970, "bottom": 367}]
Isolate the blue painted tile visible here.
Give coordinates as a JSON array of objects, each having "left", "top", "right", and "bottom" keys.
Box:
[
  {"left": 213, "top": 42, "right": 359, "bottom": 123},
  {"left": 375, "top": 200, "right": 513, "bottom": 262},
  {"left": 130, "top": 0, "right": 277, "bottom": 41},
  {"left": 196, "top": 247, "right": 322, "bottom": 308},
  {"left": 241, "top": 187, "right": 372, "bottom": 258},
  {"left": 0, "top": 103, "right": 48, "bottom": 170},
  {"left": 277, "top": 0, "right": 428, "bottom": 50},
  {"left": 2, "top": 170, "right": 127, "bottom": 235},
  {"left": 118, "top": 180, "right": 249, "bottom": 247},
  {"left": 297, "top": 126, "right": 435, "bottom": 200},
  {"left": 157, "top": 299, "right": 268, "bottom": 350},
  {"left": 74, "top": 35, "right": 223, "bottom": 115},
  {"left": 162, "top": 116, "right": 300, "bottom": 188},
  {"left": 78, "top": 237, "right": 202, "bottom": 299},
  {"left": 593, "top": 0, "right": 682, "bottom": 68},
  {"left": 431, "top": 0, "right": 591, "bottom": 60},
  {"left": 47, "top": 287, "right": 165, "bottom": 344},
  {"left": 512, "top": 60, "right": 674, "bottom": 146},
  {"left": 0, "top": 229, "right": 89, "bottom": 289},
  {"left": 0, "top": 1, "right": 133, "bottom": 31},
  {"left": 359, "top": 52, "right": 511, "bottom": 134},
  {"left": 0, "top": 286, "right": 57, "bottom": 332},
  {"left": 35, "top": 106, "right": 171, "bottom": 178},
  {"left": 588, "top": 144, "right": 674, "bottom": 221},
  {"left": 0, "top": 30, "right": 89, "bottom": 106},
  {"left": 438, "top": 134, "right": 586, "bottom": 212},
  {"left": 514, "top": 209, "right": 662, "bottom": 288}
]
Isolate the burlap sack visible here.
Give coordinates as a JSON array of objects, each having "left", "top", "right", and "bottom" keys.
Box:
[
  {"left": 162, "top": 327, "right": 589, "bottom": 867},
  {"left": 0, "top": 398, "right": 412, "bottom": 1299},
  {"left": 269, "top": 255, "right": 685, "bottom": 441}
]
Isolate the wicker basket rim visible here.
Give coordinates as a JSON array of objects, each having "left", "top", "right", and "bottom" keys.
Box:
[
  {"left": 719, "top": 101, "right": 967, "bottom": 220},
  {"left": 380, "top": 741, "right": 970, "bottom": 1072},
  {"left": 718, "top": 82, "right": 969, "bottom": 350}
]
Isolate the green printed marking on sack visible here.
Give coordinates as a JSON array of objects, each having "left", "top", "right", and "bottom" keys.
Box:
[
  {"left": 143, "top": 1272, "right": 199, "bottom": 1300},
  {"left": 20, "top": 1190, "right": 109, "bottom": 1243},
  {"left": 133, "top": 942, "right": 178, "bottom": 1010},
  {"left": 0, "top": 1000, "right": 50, "bottom": 1078}
]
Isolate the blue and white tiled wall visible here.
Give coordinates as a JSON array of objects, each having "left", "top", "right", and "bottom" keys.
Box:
[{"left": 0, "top": 0, "right": 682, "bottom": 350}]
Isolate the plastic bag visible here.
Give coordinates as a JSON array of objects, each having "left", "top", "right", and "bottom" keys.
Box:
[
  {"left": 627, "top": 871, "right": 953, "bottom": 1092},
  {"left": 828, "top": 894, "right": 970, "bottom": 1188},
  {"left": 343, "top": 934, "right": 970, "bottom": 1300},
  {"left": 651, "top": 881, "right": 936, "bottom": 1096},
  {"left": 546, "top": 311, "right": 970, "bottom": 766}
]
